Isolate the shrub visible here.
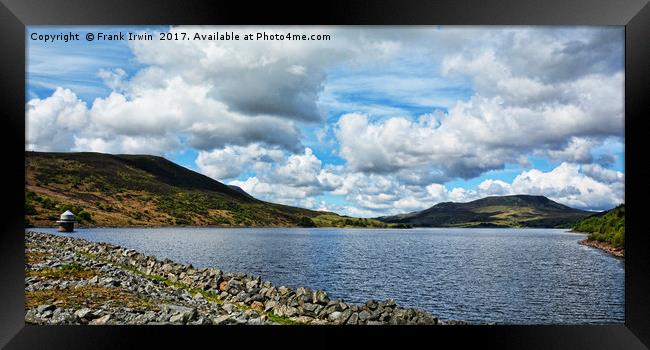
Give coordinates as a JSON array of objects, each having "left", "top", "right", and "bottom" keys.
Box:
[
  {"left": 25, "top": 201, "right": 38, "bottom": 215},
  {"left": 298, "top": 216, "right": 316, "bottom": 227},
  {"left": 575, "top": 204, "right": 624, "bottom": 248},
  {"left": 77, "top": 210, "right": 92, "bottom": 223}
]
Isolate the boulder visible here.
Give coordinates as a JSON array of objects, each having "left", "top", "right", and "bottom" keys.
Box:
[
  {"left": 264, "top": 300, "right": 278, "bottom": 312},
  {"left": 169, "top": 313, "right": 186, "bottom": 324},
  {"left": 313, "top": 290, "right": 329, "bottom": 304},
  {"left": 222, "top": 303, "right": 236, "bottom": 314},
  {"left": 212, "top": 315, "right": 231, "bottom": 325},
  {"left": 358, "top": 310, "right": 371, "bottom": 322},
  {"left": 328, "top": 311, "right": 343, "bottom": 321},
  {"left": 251, "top": 301, "right": 264, "bottom": 311},
  {"left": 346, "top": 312, "right": 359, "bottom": 325},
  {"left": 278, "top": 286, "right": 291, "bottom": 296},
  {"left": 89, "top": 314, "right": 111, "bottom": 325},
  {"left": 36, "top": 304, "right": 55, "bottom": 313},
  {"left": 74, "top": 308, "right": 97, "bottom": 321}
]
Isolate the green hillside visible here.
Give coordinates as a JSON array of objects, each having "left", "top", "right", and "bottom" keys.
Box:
[
  {"left": 573, "top": 204, "right": 625, "bottom": 248},
  {"left": 24, "top": 151, "right": 394, "bottom": 228},
  {"left": 378, "top": 195, "right": 592, "bottom": 228}
]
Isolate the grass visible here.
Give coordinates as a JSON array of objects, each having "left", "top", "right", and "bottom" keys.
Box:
[
  {"left": 76, "top": 250, "right": 301, "bottom": 325},
  {"left": 26, "top": 263, "right": 99, "bottom": 280},
  {"left": 25, "top": 285, "right": 159, "bottom": 310},
  {"left": 266, "top": 312, "right": 302, "bottom": 325},
  {"left": 25, "top": 250, "right": 49, "bottom": 265}
]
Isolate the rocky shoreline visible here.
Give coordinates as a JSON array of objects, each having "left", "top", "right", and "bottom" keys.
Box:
[
  {"left": 25, "top": 231, "right": 463, "bottom": 325},
  {"left": 578, "top": 238, "right": 624, "bottom": 258}
]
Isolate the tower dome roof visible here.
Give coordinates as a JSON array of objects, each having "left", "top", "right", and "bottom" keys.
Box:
[{"left": 59, "top": 210, "right": 76, "bottom": 221}]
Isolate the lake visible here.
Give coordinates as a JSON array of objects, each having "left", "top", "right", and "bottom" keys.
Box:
[{"left": 33, "top": 227, "right": 624, "bottom": 324}]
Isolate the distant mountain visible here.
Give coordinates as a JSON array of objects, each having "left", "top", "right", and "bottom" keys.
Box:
[
  {"left": 377, "top": 195, "right": 593, "bottom": 228},
  {"left": 227, "top": 185, "right": 255, "bottom": 200},
  {"left": 573, "top": 204, "right": 625, "bottom": 248},
  {"left": 25, "top": 151, "right": 395, "bottom": 228}
]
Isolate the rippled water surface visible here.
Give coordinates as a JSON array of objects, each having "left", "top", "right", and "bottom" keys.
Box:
[{"left": 37, "top": 227, "right": 624, "bottom": 324}]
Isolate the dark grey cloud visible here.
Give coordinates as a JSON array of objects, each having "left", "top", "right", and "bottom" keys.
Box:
[
  {"left": 214, "top": 65, "right": 326, "bottom": 122},
  {"left": 185, "top": 117, "right": 303, "bottom": 152}
]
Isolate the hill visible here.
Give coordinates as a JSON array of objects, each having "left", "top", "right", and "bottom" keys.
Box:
[
  {"left": 573, "top": 204, "right": 625, "bottom": 248},
  {"left": 377, "top": 195, "right": 593, "bottom": 228},
  {"left": 24, "top": 151, "right": 394, "bottom": 228}
]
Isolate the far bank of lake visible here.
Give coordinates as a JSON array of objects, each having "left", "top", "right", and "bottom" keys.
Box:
[
  {"left": 30, "top": 227, "right": 625, "bottom": 324},
  {"left": 578, "top": 238, "right": 625, "bottom": 258}
]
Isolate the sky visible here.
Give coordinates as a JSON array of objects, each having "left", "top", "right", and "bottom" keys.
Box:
[{"left": 26, "top": 26, "right": 625, "bottom": 216}]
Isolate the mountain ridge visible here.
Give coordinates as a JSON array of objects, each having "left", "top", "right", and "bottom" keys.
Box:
[
  {"left": 24, "top": 151, "right": 396, "bottom": 228},
  {"left": 377, "top": 194, "right": 594, "bottom": 228},
  {"left": 26, "top": 151, "right": 597, "bottom": 229}
]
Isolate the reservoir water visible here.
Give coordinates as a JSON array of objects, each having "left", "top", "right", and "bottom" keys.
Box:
[{"left": 34, "top": 227, "right": 624, "bottom": 324}]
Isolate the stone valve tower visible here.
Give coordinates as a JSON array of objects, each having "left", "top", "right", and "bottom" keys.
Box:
[{"left": 56, "top": 210, "right": 76, "bottom": 232}]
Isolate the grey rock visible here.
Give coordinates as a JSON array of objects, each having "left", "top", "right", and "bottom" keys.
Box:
[
  {"left": 222, "top": 303, "right": 236, "bottom": 314},
  {"left": 74, "top": 308, "right": 96, "bottom": 320},
  {"left": 247, "top": 317, "right": 264, "bottom": 325},
  {"left": 37, "top": 304, "right": 55, "bottom": 313},
  {"left": 370, "top": 308, "right": 382, "bottom": 320},
  {"left": 338, "top": 309, "right": 352, "bottom": 324},
  {"left": 302, "top": 303, "right": 318, "bottom": 312},
  {"left": 379, "top": 311, "right": 392, "bottom": 322},
  {"left": 245, "top": 280, "right": 259, "bottom": 290},
  {"left": 291, "top": 315, "right": 314, "bottom": 324},
  {"left": 169, "top": 313, "right": 186, "bottom": 324},
  {"left": 278, "top": 286, "right": 290, "bottom": 296},
  {"left": 264, "top": 300, "right": 278, "bottom": 312},
  {"left": 250, "top": 294, "right": 265, "bottom": 302},
  {"left": 212, "top": 315, "right": 231, "bottom": 325},
  {"left": 358, "top": 310, "right": 371, "bottom": 322},
  {"left": 274, "top": 304, "right": 299, "bottom": 318},
  {"left": 244, "top": 309, "right": 260, "bottom": 319},
  {"left": 89, "top": 314, "right": 111, "bottom": 325},
  {"left": 227, "top": 279, "right": 243, "bottom": 291},
  {"left": 328, "top": 311, "right": 343, "bottom": 321},
  {"left": 346, "top": 312, "right": 359, "bottom": 325},
  {"left": 310, "top": 319, "right": 330, "bottom": 325},
  {"left": 313, "top": 290, "right": 329, "bottom": 304},
  {"left": 25, "top": 310, "right": 40, "bottom": 324},
  {"left": 313, "top": 304, "right": 324, "bottom": 316}
]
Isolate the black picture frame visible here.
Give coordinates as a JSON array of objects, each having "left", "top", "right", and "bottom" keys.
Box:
[{"left": 2, "top": 0, "right": 649, "bottom": 348}]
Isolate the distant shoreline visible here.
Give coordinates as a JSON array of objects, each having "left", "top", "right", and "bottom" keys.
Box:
[{"left": 578, "top": 238, "right": 624, "bottom": 258}]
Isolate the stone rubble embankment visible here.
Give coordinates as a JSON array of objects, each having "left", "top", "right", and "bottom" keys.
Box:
[{"left": 25, "top": 231, "right": 463, "bottom": 325}]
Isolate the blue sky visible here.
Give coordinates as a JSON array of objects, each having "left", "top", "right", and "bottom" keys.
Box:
[{"left": 26, "top": 26, "right": 625, "bottom": 215}]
